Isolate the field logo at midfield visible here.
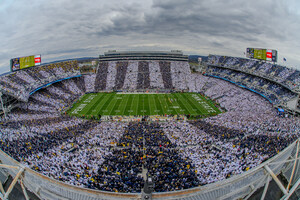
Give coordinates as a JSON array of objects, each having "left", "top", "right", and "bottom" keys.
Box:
[
  {"left": 72, "top": 95, "right": 97, "bottom": 114},
  {"left": 192, "top": 94, "right": 215, "bottom": 113}
]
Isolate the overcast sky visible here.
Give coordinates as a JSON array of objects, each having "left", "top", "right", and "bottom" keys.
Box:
[{"left": 0, "top": 0, "right": 300, "bottom": 74}]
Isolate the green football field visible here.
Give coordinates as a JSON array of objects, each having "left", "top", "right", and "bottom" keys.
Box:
[{"left": 67, "top": 92, "right": 221, "bottom": 118}]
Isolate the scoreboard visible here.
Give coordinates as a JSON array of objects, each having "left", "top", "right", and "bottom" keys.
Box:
[
  {"left": 10, "top": 55, "right": 41, "bottom": 72},
  {"left": 246, "top": 48, "right": 277, "bottom": 62}
]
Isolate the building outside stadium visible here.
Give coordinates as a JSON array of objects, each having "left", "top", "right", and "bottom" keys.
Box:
[{"left": 0, "top": 51, "right": 299, "bottom": 200}]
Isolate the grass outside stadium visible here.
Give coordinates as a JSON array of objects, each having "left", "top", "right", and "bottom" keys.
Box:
[{"left": 66, "top": 92, "right": 222, "bottom": 120}]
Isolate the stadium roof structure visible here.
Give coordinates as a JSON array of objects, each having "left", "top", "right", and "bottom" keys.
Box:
[
  {"left": 104, "top": 50, "right": 184, "bottom": 55},
  {"left": 99, "top": 50, "right": 188, "bottom": 62}
]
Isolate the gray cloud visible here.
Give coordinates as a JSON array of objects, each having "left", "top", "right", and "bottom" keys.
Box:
[{"left": 0, "top": 0, "right": 299, "bottom": 74}]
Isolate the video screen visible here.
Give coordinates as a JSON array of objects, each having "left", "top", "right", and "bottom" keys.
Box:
[
  {"left": 246, "top": 48, "right": 277, "bottom": 62},
  {"left": 10, "top": 55, "right": 41, "bottom": 72}
]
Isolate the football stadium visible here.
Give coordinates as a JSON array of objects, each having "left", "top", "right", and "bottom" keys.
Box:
[{"left": 0, "top": 50, "right": 299, "bottom": 200}]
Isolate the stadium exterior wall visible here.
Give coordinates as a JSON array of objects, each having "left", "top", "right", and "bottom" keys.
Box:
[{"left": 0, "top": 139, "right": 299, "bottom": 200}]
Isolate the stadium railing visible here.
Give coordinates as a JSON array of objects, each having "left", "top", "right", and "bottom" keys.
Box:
[{"left": 0, "top": 139, "right": 299, "bottom": 200}]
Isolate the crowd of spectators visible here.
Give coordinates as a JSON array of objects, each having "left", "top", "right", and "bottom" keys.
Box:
[
  {"left": 94, "top": 122, "right": 199, "bottom": 192},
  {"left": 0, "top": 58, "right": 299, "bottom": 194},
  {"left": 73, "top": 76, "right": 86, "bottom": 93},
  {"left": 123, "top": 61, "right": 138, "bottom": 90},
  {"left": 84, "top": 74, "right": 96, "bottom": 92},
  {"left": 105, "top": 61, "right": 117, "bottom": 90},
  {"left": 114, "top": 62, "right": 128, "bottom": 90},
  {"left": 0, "top": 76, "right": 25, "bottom": 100},
  {"left": 159, "top": 61, "right": 173, "bottom": 89},
  {"left": 205, "top": 65, "right": 297, "bottom": 105},
  {"left": 61, "top": 79, "right": 84, "bottom": 97},
  {"left": 162, "top": 122, "right": 263, "bottom": 185},
  {"left": 170, "top": 61, "right": 190, "bottom": 90},
  {"left": 162, "top": 77, "right": 300, "bottom": 185},
  {"left": 0, "top": 59, "right": 189, "bottom": 103},
  {"left": 95, "top": 62, "right": 109, "bottom": 91},
  {"left": 0, "top": 61, "right": 80, "bottom": 101},
  {"left": 137, "top": 61, "right": 150, "bottom": 89},
  {"left": 149, "top": 61, "right": 164, "bottom": 88},
  {"left": 208, "top": 55, "right": 300, "bottom": 90},
  {"left": 91, "top": 60, "right": 189, "bottom": 92}
]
